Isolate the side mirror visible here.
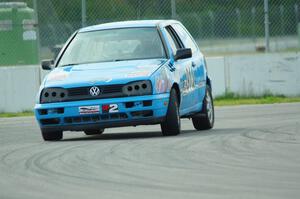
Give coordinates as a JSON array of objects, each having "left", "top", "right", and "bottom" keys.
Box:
[
  {"left": 174, "top": 48, "right": 192, "bottom": 61},
  {"left": 41, "top": 60, "right": 54, "bottom": 70}
]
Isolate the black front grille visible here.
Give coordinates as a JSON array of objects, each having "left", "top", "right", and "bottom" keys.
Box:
[
  {"left": 103, "top": 85, "right": 123, "bottom": 93},
  {"left": 68, "top": 87, "right": 88, "bottom": 96},
  {"left": 68, "top": 85, "right": 123, "bottom": 97},
  {"left": 63, "top": 84, "right": 125, "bottom": 102}
]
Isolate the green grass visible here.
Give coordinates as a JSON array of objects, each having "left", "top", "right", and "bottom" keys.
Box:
[
  {"left": 0, "top": 111, "right": 34, "bottom": 118},
  {"left": 1, "top": 94, "right": 300, "bottom": 118},
  {"left": 214, "top": 93, "right": 300, "bottom": 106}
]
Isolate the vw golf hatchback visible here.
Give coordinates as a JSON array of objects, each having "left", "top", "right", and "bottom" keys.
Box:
[{"left": 35, "top": 20, "right": 214, "bottom": 141}]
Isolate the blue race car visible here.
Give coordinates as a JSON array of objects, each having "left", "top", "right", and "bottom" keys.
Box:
[{"left": 35, "top": 20, "right": 214, "bottom": 141}]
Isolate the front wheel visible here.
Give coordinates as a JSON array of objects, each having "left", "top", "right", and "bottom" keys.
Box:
[
  {"left": 192, "top": 85, "right": 214, "bottom": 130},
  {"left": 161, "top": 89, "right": 181, "bottom": 136},
  {"left": 41, "top": 129, "right": 63, "bottom": 141}
]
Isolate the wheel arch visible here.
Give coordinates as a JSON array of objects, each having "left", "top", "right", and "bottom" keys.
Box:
[
  {"left": 206, "top": 76, "right": 212, "bottom": 91},
  {"left": 171, "top": 83, "right": 181, "bottom": 105}
]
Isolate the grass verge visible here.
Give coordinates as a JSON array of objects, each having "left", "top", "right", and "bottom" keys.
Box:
[
  {"left": 1, "top": 95, "right": 300, "bottom": 118},
  {"left": 0, "top": 111, "right": 34, "bottom": 118},
  {"left": 214, "top": 93, "right": 300, "bottom": 106}
]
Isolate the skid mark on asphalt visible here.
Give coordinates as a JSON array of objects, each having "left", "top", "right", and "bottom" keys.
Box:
[{"left": 1, "top": 103, "right": 300, "bottom": 199}]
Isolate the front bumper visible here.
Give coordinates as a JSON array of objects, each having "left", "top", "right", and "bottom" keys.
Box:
[{"left": 35, "top": 93, "right": 169, "bottom": 131}]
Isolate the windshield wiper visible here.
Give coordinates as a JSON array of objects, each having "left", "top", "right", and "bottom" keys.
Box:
[
  {"left": 113, "top": 59, "right": 127, "bottom": 62},
  {"left": 59, "top": 63, "right": 82, "bottom": 67}
]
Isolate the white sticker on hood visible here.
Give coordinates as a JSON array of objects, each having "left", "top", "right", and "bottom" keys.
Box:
[
  {"left": 126, "top": 70, "right": 151, "bottom": 78},
  {"left": 47, "top": 71, "right": 69, "bottom": 81}
]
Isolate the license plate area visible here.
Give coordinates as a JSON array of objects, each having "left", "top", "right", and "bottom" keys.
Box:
[{"left": 79, "top": 105, "right": 100, "bottom": 115}]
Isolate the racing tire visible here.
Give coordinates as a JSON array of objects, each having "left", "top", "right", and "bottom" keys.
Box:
[
  {"left": 161, "top": 89, "right": 181, "bottom": 136},
  {"left": 192, "top": 85, "right": 214, "bottom": 130},
  {"left": 41, "top": 129, "right": 63, "bottom": 141},
  {"left": 84, "top": 129, "right": 105, "bottom": 135}
]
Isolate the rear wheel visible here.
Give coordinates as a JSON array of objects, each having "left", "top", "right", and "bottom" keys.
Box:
[
  {"left": 161, "top": 89, "right": 181, "bottom": 136},
  {"left": 84, "top": 129, "right": 104, "bottom": 135},
  {"left": 41, "top": 129, "right": 63, "bottom": 141},
  {"left": 192, "top": 85, "right": 214, "bottom": 130}
]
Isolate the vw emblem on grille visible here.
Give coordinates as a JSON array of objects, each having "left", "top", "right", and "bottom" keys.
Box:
[{"left": 89, "top": 86, "right": 101, "bottom": 96}]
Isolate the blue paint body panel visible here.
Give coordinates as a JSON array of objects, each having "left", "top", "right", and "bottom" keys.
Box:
[{"left": 34, "top": 20, "right": 211, "bottom": 132}]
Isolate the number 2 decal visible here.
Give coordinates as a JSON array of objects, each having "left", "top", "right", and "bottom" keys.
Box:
[
  {"left": 109, "top": 104, "right": 118, "bottom": 113},
  {"left": 102, "top": 104, "right": 119, "bottom": 113}
]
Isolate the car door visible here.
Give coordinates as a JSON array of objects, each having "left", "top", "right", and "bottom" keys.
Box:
[
  {"left": 172, "top": 23, "right": 206, "bottom": 112},
  {"left": 164, "top": 25, "right": 196, "bottom": 113}
]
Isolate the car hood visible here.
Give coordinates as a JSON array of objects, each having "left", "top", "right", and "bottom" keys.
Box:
[{"left": 43, "top": 59, "right": 167, "bottom": 88}]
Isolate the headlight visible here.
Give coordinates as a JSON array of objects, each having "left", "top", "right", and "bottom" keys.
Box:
[
  {"left": 40, "top": 88, "right": 67, "bottom": 103},
  {"left": 122, "top": 80, "right": 152, "bottom": 96}
]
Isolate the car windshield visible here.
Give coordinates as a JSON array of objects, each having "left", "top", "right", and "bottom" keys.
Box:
[{"left": 58, "top": 27, "right": 166, "bottom": 67}]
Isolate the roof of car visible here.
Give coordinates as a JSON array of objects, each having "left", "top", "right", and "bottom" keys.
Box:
[{"left": 79, "top": 20, "right": 179, "bottom": 33}]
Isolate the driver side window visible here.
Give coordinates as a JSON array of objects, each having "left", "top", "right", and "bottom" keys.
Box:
[
  {"left": 164, "top": 26, "right": 183, "bottom": 55},
  {"left": 173, "top": 24, "right": 198, "bottom": 53}
]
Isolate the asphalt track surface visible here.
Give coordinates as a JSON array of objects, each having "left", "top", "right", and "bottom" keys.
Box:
[{"left": 0, "top": 103, "right": 300, "bottom": 199}]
